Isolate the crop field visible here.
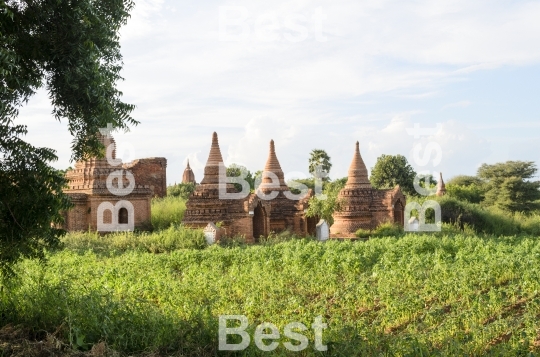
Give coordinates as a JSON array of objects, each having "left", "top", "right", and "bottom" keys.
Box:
[{"left": 2, "top": 227, "right": 540, "bottom": 356}]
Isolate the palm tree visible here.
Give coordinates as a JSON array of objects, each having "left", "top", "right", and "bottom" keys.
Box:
[{"left": 308, "top": 149, "right": 332, "bottom": 180}]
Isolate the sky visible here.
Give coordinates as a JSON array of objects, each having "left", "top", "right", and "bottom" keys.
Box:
[{"left": 16, "top": 0, "right": 540, "bottom": 184}]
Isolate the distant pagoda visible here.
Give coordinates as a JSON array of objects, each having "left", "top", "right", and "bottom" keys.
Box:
[{"left": 181, "top": 160, "right": 196, "bottom": 184}]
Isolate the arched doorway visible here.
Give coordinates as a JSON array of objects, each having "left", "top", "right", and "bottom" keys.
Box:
[
  {"left": 393, "top": 200, "right": 404, "bottom": 226},
  {"left": 253, "top": 202, "right": 267, "bottom": 242},
  {"left": 119, "top": 207, "right": 129, "bottom": 224},
  {"left": 306, "top": 216, "right": 318, "bottom": 236}
]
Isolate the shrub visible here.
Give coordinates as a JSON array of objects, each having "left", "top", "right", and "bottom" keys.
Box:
[
  {"left": 151, "top": 196, "right": 187, "bottom": 230},
  {"left": 61, "top": 225, "right": 206, "bottom": 255},
  {"left": 373, "top": 222, "right": 404, "bottom": 237},
  {"left": 167, "top": 183, "right": 196, "bottom": 200},
  {"left": 446, "top": 183, "right": 485, "bottom": 204},
  {"left": 355, "top": 228, "right": 371, "bottom": 239},
  {"left": 355, "top": 222, "right": 404, "bottom": 238}
]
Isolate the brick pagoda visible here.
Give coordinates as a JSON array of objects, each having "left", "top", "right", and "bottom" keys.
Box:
[
  {"left": 63, "top": 134, "right": 167, "bottom": 231},
  {"left": 182, "top": 133, "right": 316, "bottom": 241},
  {"left": 330, "top": 141, "right": 406, "bottom": 238}
]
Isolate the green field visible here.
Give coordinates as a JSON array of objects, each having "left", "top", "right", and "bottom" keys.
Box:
[{"left": 2, "top": 225, "right": 540, "bottom": 356}]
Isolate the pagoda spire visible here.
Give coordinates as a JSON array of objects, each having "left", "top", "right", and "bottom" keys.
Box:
[
  {"left": 345, "top": 141, "right": 372, "bottom": 189},
  {"left": 182, "top": 158, "right": 196, "bottom": 184},
  {"left": 259, "top": 139, "right": 288, "bottom": 193},
  {"left": 200, "top": 132, "right": 225, "bottom": 186},
  {"left": 436, "top": 172, "right": 446, "bottom": 196}
]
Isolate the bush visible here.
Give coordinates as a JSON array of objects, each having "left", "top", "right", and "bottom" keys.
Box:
[
  {"left": 410, "top": 196, "right": 540, "bottom": 236},
  {"left": 446, "top": 183, "right": 485, "bottom": 204},
  {"left": 356, "top": 222, "right": 404, "bottom": 238},
  {"left": 355, "top": 228, "right": 371, "bottom": 239},
  {"left": 151, "top": 196, "right": 187, "bottom": 230},
  {"left": 167, "top": 183, "right": 196, "bottom": 200},
  {"left": 61, "top": 225, "right": 206, "bottom": 255}
]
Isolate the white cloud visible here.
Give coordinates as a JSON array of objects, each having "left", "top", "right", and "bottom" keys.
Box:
[
  {"left": 14, "top": 0, "right": 540, "bottom": 184},
  {"left": 442, "top": 100, "right": 471, "bottom": 110}
]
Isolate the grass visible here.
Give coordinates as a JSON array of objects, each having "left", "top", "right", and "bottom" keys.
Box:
[
  {"left": 3, "top": 196, "right": 540, "bottom": 355},
  {"left": 407, "top": 195, "right": 540, "bottom": 236},
  {"left": 151, "top": 196, "right": 187, "bottom": 230},
  {"left": 2, "top": 232, "right": 540, "bottom": 356},
  {"left": 61, "top": 225, "right": 206, "bottom": 255}
]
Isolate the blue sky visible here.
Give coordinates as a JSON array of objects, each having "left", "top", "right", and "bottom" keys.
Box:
[{"left": 17, "top": 0, "right": 540, "bottom": 184}]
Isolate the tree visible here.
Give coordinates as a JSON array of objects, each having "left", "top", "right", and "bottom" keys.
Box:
[
  {"left": 167, "top": 183, "right": 196, "bottom": 200},
  {"left": 446, "top": 175, "right": 485, "bottom": 204},
  {"left": 308, "top": 149, "right": 332, "bottom": 180},
  {"left": 227, "top": 164, "right": 256, "bottom": 192},
  {"left": 305, "top": 177, "right": 347, "bottom": 226},
  {"left": 1, "top": 0, "right": 136, "bottom": 272},
  {"left": 477, "top": 161, "right": 540, "bottom": 212},
  {"left": 447, "top": 175, "right": 484, "bottom": 187},
  {"left": 370, "top": 154, "right": 417, "bottom": 196}
]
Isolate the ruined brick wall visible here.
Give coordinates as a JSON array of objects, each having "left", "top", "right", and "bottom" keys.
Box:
[
  {"left": 64, "top": 194, "right": 90, "bottom": 231},
  {"left": 87, "top": 194, "right": 151, "bottom": 231},
  {"left": 123, "top": 157, "right": 167, "bottom": 198},
  {"left": 65, "top": 191, "right": 152, "bottom": 231}
]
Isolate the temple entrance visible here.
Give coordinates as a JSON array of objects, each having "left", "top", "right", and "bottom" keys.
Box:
[
  {"left": 119, "top": 207, "right": 129, "bottom": 224},
  {"left": 393, "top": 200, "right": 404, "bottom": 226},
  {"left": 306, "top": 216, "right": 318, "bottom": 236},
  {"left": 253, "top": 202, "right": 267, "bottom": 242}
]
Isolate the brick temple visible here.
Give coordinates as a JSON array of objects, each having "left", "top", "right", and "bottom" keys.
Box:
[
  {"left": 62, "top": 134, "right": 167, "bottom": 231},
  {"left": 330, "top": 141, "right": 406, "bottom": 238},
  {"left": 182, "top": 132, "right": 316, "bottom": 242}
]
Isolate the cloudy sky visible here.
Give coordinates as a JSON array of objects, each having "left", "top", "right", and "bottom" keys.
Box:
[{"left": 17, "top": 0, "right": 540, "bottom": 184}]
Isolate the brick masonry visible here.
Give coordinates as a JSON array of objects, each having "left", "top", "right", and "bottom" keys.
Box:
[{"left": 63, "top": 134, "right": 164, "bottom": 232}]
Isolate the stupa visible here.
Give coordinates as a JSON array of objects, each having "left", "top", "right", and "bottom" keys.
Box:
[
  {"left": 256, "top": 140, "right": 316, "bottom": 235},
  {"left": 436, "top": 172, "right": 446, "bottom": 196},
  {"left": 182, "top": 133, "right": 316, "bottom": 241},
  {"left": 330, "top": 141, "right": 406, "bottom": 238},
  {"left": 181, "top": 160, "right": 196, "bottom": 184}
]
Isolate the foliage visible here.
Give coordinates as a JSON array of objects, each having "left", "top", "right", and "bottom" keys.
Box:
[
  {"left": 3, "top": 235, "right": 540, "bottom": 355},
  {"left": 416, "top": 173, "right": 437, "bottom": 189},
  {"left": 370, "top": 154, "right": 416, "bottom": 196},
  {"left": 355, "top": 222, "right": 404, "bottom": 238},
  {"left": 227, "top": 164, "right": 257, "bottom": 192},
  {"left": 446, "top": 183, "right": 485, "bottom": 204},
  {"left": 0, "top": 0, "right": 135, "bottom": 271},
  {"left": 409, "top": 195, "right": 540, "bottom": 236},
  {"left": 305, "top": 177, "right": 347, "bottom": 225},
  {"left": 287, "top": 177, "right": 317, "bottom": 195},
  {"left": 308, "top": 149, "right": 332, "bottom": 180},
  {"left": 167, "top": 182, "right": 196, "bottom": 200},
  {"left": 478, "top": 161, "right": 540, "bottom": 212},
  {"left": 61, "top": 225, "right": 206, "bottom": 255},
  {"left": 1, "top": 0, "right": 136, "bottom": 161},
  {"left": 0, "top": 122, "right": 71, "bottom": 275},
  {"left": 151, "top": 196, "right": 187, "bottom": 231},
  {"left": 447, "top": 175, "right": 484, "bottom": 187}
]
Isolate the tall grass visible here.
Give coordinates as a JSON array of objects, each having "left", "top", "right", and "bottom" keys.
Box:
[
  {"left": 408, "top": 195, "right": 540, "bottom": 236},
  {"left": 3, "top": 234, "right": 540, "bottom": 355},
  {"left": 151, "top": 196, "right": 187, "bottom": 230},
  {"left": 61, "top": 225, "right": 206, "bottom": 255}
]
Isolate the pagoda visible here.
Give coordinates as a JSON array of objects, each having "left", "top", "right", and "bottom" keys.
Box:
[
  {"left": 330, "top": 141, "right": 406, "bottom": 238},
  {"left": 181, "top": 160, "right": 196, "bottom": 184},
  {"left": 182, "top": 133, "right": 316, "bottom": 241}
]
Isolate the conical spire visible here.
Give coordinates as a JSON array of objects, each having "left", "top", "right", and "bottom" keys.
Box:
[
  {"left": 259, "top": 139, "right": 288, "bottom": 193},
  {"left": 206, "top": 132, "right": 224, "bottom": 165},
  {"left": 200, "top": 132, "right": 225, "bottom": 186},
  {"left": 345, "top": 141, "right": 372, "bottom": 189},
  {"left": 436, "top": 172, "right": 446, "bottom": 196},
  {"left": 182, "top": 159, "right": 196, "bottom": 184}
]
